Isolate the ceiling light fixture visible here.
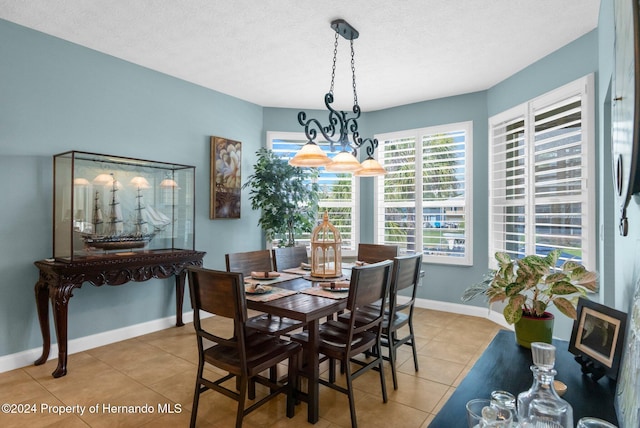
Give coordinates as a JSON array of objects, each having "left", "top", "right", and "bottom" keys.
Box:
[{"left": 289, "top": 19, "right": 386, "bottom": 177}]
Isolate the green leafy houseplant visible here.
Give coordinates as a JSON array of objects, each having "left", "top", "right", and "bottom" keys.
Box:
[
  {"left": 462, "top": 249, "right": 598, "bottom": 324},
  {"left": 242, "top": 148, "right": 319, "bottom": 247}
]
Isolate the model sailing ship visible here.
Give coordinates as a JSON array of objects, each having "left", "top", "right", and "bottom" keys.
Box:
[{"left": 82, "top": 174, "right": 171, "bottom": 250}]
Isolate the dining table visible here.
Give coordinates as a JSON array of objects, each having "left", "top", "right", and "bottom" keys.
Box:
[{"left": 243, "top": 267, "right": 351, "bottom": 424}]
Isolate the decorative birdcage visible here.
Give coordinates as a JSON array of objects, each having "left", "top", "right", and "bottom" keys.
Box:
[{"left": 311, "top": 211, "right": 342, "bottom": 278}]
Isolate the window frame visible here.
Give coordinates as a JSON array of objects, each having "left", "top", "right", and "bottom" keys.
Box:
[
  {"left": 374, "top": 121, "right": 473, "bottom": 266},
  {"left": 266, "top": 131, "right": 360, "bottom": 257},
  {"left": 488, "top": 74, "right": 596, "bottom": 270}
]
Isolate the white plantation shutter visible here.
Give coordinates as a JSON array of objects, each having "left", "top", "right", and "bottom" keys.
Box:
[
  {"left": 267, "top": 132, "right": 358, "bottom": 254},
  {"left": 488, "top": 75, "right": 595, "bottom": 269},
  {"left": 375, "top": 122, "right": 473, "bottom": 265},
  {"left": 380, "top": 136, "right": 418, "bottom": 250},
  {"left": 489, "top": 114, "right": 527, "bottom": 260}
]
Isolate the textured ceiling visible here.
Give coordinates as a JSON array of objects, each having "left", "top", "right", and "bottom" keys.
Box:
[{"left": 0, "top": 0, "right": 601, "bottom": 111}]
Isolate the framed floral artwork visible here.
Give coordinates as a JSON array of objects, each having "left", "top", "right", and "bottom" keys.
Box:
[{"left": 210, "top": 136, "right": 241, "bottom": 219}]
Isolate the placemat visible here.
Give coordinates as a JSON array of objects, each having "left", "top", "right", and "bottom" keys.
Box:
[
  {"left": 245, "top": 287, "right": 298, "bottom": 302},
  {"left": 301, "top": 287, "right": 349, "bottom": 300},
  {"left": 244, "top": 271, "right": 301, "bottom": 286},
  {"left": 281, "top": 267, "right": 311, "bottom": 275}
]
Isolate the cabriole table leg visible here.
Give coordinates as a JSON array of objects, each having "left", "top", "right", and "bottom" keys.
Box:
[
  {"left": 50, "top": 284, "right": 76, "bottom": 378},
  {"left": 33, "top": 275, "right": 51, "bottom": 366}
]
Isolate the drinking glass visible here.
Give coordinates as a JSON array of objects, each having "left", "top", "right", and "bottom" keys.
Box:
[
  {"left": 525, "top": 398, "right": 570, "bottom": 427},
  {"left": 491, "top": 390, "right": 517, "bottom": 424},
  {"left": 576, "top": 417, "right": 617, "bottom": 428},
  {"left": 466, "top": 398, "right": 512, "bottom": 428},
  {"left": 467, "top": 398, "right": 490, "bottom": 428}
]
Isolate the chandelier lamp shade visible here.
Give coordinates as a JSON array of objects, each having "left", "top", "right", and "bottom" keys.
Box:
[
  {"left": 289, "top": 19, "right": 386, "bottom": 177},
  {"left": 287, "top": 141, "right": 330, "bottom": 167},
  {"left": 354, "top": 140, "right": 387, "bottom": 176}
]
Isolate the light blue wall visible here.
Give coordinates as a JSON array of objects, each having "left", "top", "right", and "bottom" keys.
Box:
[
  {"left": 363, "top": 92, "right": 489, "bottom": 306},
  {"left": 599, "top": 1, "right": 640, "bottom": 316},
  {"left": 487, "top": 29, "right": 601, "bottom": 338},
  {"left": 0, "top": 19, "right": 265, "bottom": 357},
  {"left": 597, "top": 0, "right": 618, "bottom": 311},
  {"left": 0, "top": 4, "right": 623, "bottom": 361},
  {"left": 264, "top": 31, "right": 602, "bottom": 341},
  {"left": 487, "top": 30, "right": 599, "bottom": 116}
]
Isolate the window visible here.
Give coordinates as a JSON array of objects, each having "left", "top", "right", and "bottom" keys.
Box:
[
  {"left": 375, "top": 122, "right": 473, "bottom": 265},
  {"left": 488, "top": 74, "right": 595, "bottom": 269},
  {"left": 267, "top": 131, "right": 359, "bottom": 255}
]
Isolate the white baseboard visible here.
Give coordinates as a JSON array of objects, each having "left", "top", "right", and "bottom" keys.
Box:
[
  {"left": 415, "top": 297, "right": 513, "bottom": 331},
  {"left": 2, "top": 301, "right": 509, "bottom": 374},
  {"left": 415, "top": 299, "right": 574, "bottom": 342},
  {"left": 0, "top": 311, "right": 196, "bottom": 374}
]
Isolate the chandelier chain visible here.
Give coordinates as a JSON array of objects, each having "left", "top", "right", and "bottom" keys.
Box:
[
  {"left": 292, "top": 19, "right": 385, "bottom": 175},
  {"left": 350, "top": 39, "right": 358, "bottom": 107},
  {"left": 329, "top": 32, "right": 339, "bottom": 95}
]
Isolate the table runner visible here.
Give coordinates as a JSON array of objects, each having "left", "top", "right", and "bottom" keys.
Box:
[
  {"left": 245, "top": 286, "right": 298, "bottom": 302},
  {"left": 301, "top": 287, "right": 349, "bottom": 300}
]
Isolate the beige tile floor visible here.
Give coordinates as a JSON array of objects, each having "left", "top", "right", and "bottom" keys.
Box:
[{"left": 0, "top": 308, "right": 503, "bottom": 428}]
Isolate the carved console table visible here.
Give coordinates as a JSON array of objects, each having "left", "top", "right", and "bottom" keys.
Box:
[{"left": 33, "top": 249, "right": 205, "bottom": 378}]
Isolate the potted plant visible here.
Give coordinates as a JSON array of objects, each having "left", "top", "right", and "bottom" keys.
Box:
[
  {"left": 242, "top": 148, "right": 320, "bottom": 247},
  {"left": 462, "top": 249, "right": 598, "bottom": 348}
]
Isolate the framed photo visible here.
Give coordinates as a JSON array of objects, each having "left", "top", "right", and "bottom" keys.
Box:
[
  {"left": 568, "top": 297, "right": 627, "bottom": 380},
  {"left": 210, "top": 136, "right": 241, "bottom": 219}
]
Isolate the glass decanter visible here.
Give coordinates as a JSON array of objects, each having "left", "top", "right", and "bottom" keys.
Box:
[{"left": 517, "top": 342, "right": 573, "bottom": 428}]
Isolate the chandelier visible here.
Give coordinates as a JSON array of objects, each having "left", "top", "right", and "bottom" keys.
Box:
[{"left": 288, "top": 19, "right": 386, "bottom": 177}]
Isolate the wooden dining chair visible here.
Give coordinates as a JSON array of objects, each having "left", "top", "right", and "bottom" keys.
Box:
[
  {"left": 380, "top": 252, "right": 423, "bottom": 389},
  {"left": 225, "top": 249, "right": 274, "bottom": 277},
  {"left": 292, "top": 260, "right": 393, "bottom": 428},
  {"left": 186, "top": 266, "right": 301, "bottom": 428},
  {"left": 225, "top": 250, "right": 303, "bottom": 335},
  {"left": 352, "top": 243, "right": 398, "bottom": 329},
  {"left": 357, "top": 243, "right": 398, "bottom": 264},
  {"left": 340, "top": 253, "right": 423, "bottom": 389},
  {"left": 272, "top": 246, "right": 309, "bottom": 271}
]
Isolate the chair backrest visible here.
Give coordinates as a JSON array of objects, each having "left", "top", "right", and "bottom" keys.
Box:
[
  {"left": 344, "top": 260, "right": 393, "bottom": 339},
  {"left": 357, "top": 243, "right": 399, "bottom": 264},
  {"left": 187, "top": 266, "right": 248, "bottom": 349},
  {"left": 225, "top": 249, "right": 273, "bottom": 277},
  {"left": 272, "top": 246, "right": 309, "bottom": 271},
  {"left": 389, "top": 253, "right": 423, "bottom": 316}
]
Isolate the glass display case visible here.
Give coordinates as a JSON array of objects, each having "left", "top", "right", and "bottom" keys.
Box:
[{"left": 53, "top": 151, "right": 195, "bottom": 261}]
